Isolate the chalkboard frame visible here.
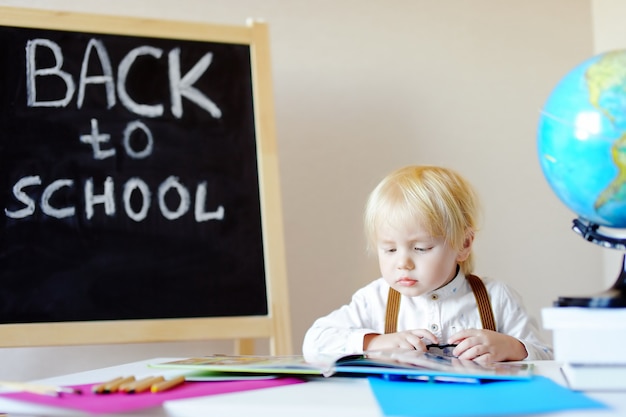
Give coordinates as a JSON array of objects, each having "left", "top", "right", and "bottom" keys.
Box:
[{"left": 0, "top": 6, "right": 292, "bottom": 355}]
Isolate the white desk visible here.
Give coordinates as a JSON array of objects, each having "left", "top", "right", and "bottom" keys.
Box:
[{"left": 0, "top": 359, "right": 623, "bottom": 417}]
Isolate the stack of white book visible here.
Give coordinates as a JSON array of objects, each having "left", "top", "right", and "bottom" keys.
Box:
[{"left": 542, "top": 307, "right": 626, "bottom": 391}]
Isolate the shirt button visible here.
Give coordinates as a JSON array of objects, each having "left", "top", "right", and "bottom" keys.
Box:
[
  {"left": 430, "top": 324, "right": 439, "bottom": 332},
  {"left": 430, "top": 294, "right": 439, "bottom": 301}
]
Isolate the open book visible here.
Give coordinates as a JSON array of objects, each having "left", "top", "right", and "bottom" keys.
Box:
[{"left": 150, "top": 350, "right": 534, "bottom": 383}]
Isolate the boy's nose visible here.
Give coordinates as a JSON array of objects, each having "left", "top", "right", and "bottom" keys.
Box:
[{"left": 397, "top": 256, "right": 415, "bottom": 270}]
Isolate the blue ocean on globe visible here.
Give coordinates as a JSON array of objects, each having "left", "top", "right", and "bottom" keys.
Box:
[{"left": 538, "top": 49, "right": 626, "bottom": 228}]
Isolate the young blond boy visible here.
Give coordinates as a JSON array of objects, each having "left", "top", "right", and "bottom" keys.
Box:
[{"left": 302, "top": 165, "right": 552, "bottom": 362}]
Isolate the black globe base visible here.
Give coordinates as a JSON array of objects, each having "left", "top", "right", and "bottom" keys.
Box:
[
  {"left": 555, "top": 287, "right": 626, "bottom": 307},
  {"left": 555, "top": 218, "right": 626, "bottom": 308}
]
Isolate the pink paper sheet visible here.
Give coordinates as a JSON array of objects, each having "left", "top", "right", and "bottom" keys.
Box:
[{"left": 0, "top": 377, "right": 305, "bottom": 414}]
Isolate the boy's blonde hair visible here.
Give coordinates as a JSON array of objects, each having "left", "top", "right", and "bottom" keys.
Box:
[{"left": 364, "top": 165, "right": 480, "bottom": 275}]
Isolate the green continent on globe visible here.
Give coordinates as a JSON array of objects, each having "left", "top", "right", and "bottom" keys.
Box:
[{"left": 586, "top": 51, "right": 626, "bottom": 212}]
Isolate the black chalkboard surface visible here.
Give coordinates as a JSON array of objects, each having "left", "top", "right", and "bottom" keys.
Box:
[{"left": 0, "top": 7, "right": 291, "bottom": 354}]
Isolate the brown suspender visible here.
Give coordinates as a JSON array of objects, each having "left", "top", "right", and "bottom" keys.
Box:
[
  {"left": 385, "top": 286, "right": 402, "bottom": 334},
  {"left": 465, "top": 274, "right": 497, "bottom": 331},
  {"left": 384, "top": 274, "right": 496, "bottom": 333}
]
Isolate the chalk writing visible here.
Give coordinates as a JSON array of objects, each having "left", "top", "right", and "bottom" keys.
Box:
[
  {"left": 5, "top": 174, "right": 224, "bottom": 222},
  {"left": 8, "top": 37, "right": 228, "bottom": 224},
  {"left": 26, "top": 38, "right": 222, "bottom": 118}
]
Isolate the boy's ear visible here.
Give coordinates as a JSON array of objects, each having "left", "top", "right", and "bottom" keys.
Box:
[{"left": 456, "top": 230, "right": 474, "bottom": 262}]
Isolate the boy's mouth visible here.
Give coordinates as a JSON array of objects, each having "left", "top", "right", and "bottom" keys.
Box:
[{"left": 397, "top": 277, "right": 418, "bottom": 286}]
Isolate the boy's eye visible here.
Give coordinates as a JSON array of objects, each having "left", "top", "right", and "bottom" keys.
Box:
[{"left": 414, "top": 246, "right": 430, "bottom": 252}]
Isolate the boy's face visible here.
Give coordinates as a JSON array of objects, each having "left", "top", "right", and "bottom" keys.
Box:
[{"left": 375, "top": 220, "right": 469, "bottom": 297}]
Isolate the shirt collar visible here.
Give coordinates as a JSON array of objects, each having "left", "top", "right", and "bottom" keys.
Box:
[{"left": 428, "top": 268, "right": 466, "bottom": 298}]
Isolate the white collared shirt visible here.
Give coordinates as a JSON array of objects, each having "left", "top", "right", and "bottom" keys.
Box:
[{"left": 302, "top": 272, "right": 553, "bottom": 360}]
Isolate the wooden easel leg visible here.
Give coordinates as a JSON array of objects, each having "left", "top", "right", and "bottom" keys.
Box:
[{"left": 235, "top": 338, "right": 255, "bottom": 355}]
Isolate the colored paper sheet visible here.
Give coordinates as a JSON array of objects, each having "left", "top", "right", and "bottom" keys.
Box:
[
  {"left": 368, "top": 376, "right": 608, "bottom": 417},
  {"left": 0, "top": 377, "right": 305, "bottom": 415}
]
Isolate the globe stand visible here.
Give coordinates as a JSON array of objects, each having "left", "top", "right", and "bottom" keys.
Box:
[{"left": 554, "top": 218, "right": 626, "bottom": 307}]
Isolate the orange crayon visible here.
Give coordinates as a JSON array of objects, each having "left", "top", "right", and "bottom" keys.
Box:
[
  {"left": 151, "top": 375, "right": 185, "bottom": 393},
  {"left": 125, "top": 376, "right": 164, "bottom": 394}
]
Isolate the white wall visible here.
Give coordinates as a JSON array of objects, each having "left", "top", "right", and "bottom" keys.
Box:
[{"left": 0, "top": 0, "right": 602, "bottom": 381}]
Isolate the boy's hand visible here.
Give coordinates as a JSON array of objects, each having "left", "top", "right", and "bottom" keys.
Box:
[
  {"left": 448, "top": 329, "right": 528, "bottom": 362},
  {"left": 363, "top": 329, "right": 438, "bottom": 352}
]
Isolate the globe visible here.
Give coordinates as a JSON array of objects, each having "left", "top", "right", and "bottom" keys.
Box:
[
  {"left": 539, "top": 50, "right": 626, "bottom": 307},
  {"left": 538, "top": 49, "right": 626, "bottom": 229}
]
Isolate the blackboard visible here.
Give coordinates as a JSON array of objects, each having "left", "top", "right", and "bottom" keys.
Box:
[{"left": 0, "top": 7, "right": 292, "bottom": 355}]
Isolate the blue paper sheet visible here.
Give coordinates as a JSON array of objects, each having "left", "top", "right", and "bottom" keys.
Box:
[{"left": 368, "top": 375, "right": 608, "bottom": 417}]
